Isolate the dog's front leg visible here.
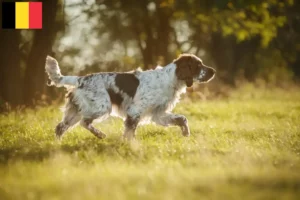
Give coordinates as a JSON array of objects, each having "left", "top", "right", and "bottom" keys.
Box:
[
  {"left": 153, "top": 113, "right": 190, "bottom": 137},
  {"left": 123, "top": 115, "right": 140, "bottom": 140}
]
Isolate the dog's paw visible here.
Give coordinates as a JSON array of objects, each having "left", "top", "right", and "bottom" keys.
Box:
[
  {"left": 181, "top": 125, "right": 190, "bottom": 137},
  {"left": 95, "top": 132, "right": 106, "bottom": 139}
]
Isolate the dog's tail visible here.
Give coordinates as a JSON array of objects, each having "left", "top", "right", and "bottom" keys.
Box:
[{"left": 45, "top": 56, "right": 79, "bottom": 87}]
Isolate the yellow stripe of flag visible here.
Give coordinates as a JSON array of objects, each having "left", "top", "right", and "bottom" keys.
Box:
[{"left": 16, "top": 2, "right": 29, "bottom": 29}]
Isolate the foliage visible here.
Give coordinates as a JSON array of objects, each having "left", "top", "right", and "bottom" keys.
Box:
[
  {"left": 60, "top": 0, "right": 299, "bottom": 83},
  {"left": 1, "top": 0, "right": 300, "bottom": 107},
  {"left": 187, "top": 0, "right": 291, "bottom": 47}
]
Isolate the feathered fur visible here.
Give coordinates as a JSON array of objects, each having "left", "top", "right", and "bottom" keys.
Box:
[{"left": 45, "top": 54, "right": 216, "bottom": 140}]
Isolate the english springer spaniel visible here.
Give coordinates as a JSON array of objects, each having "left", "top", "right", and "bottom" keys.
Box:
[{"left": 45, "top": 54, "right": 216, "bottom": 140}]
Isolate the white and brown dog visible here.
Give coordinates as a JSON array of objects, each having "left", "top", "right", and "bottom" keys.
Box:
[{"left": 45, "top": 54, "right": 215, "bottom": 140}]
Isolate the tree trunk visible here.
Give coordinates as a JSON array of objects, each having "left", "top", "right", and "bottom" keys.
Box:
[
  {"left": 0, "top": 31, "right": 23, "bottom": 107},
  {"left": 23, "top": 0, "right": 59, "bottom": 106},
  {"left": 140, "top": 1, "right": 155, "bottom": 69},
  {"left": 156, "top": 5, "right": 171, "bottom": 65},
  {"left": 209, "top": 34, "right": 237, "bottom": 85}
]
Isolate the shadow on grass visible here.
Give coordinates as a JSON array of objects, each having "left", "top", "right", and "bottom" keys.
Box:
[
  {"left": 0, "top": 187, "right": 13, "bottom": 200},
  {"left": 227, "top": 177, "right": 300, "bottom": 191},
  {"left": 0, "top": 137, "right": 137, "bottom": 164},
  {"left": 0, "top": 134, "right": 229, "bottom": 164}
]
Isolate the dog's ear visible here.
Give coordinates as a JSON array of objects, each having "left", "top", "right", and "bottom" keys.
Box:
[{"left": 174, "top": 54, "right": 200, "bottom": 87}]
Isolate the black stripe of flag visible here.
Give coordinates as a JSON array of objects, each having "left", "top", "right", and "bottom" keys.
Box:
[{"left": 2, "top": 2, "right": 16, "bottom": 29}]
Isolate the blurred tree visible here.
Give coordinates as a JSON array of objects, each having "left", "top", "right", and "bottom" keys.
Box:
[
  {"left": 23, "top": 0, "right": 60, "bottom": 105},
  {"left": 0, "top": 31, "right": 23, "bottom": 106},
  {"left": 93, "top": 0, "right": 174, "bottom": 68},
  {"left": 88, "top": 0, "right": 295, "bottom": 80},
  {"left": 0, "top": 0, "right": 63, "bottom": 108},
  {"left": 174, "top": 0, "right": 293, "bottom": 83},
  {"left": 275, "top": 0, "right": 300, "bottom": 77},
  {"left": 1, "top": 0, "right": 299, "bottom": 108}
]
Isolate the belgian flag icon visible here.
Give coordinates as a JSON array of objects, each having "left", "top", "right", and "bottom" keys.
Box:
[{"left": 2, "top": 2, "right": 42, "bottom": 29}]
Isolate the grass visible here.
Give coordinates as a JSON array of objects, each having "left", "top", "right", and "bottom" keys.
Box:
[{"left": 0, "top": 86, "right": 300, "bottom": 200}]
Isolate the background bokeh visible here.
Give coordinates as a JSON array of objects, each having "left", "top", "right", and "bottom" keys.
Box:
[
  {"left": 0, "top": 0, "right": 300, "bottom": 109},
  {"left": 1, "top": 2, "right": 300, "bottom": 199}
]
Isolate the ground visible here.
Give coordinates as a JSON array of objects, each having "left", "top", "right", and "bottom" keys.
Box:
[{"left": 0, "top": 85, "right": 300, "bottom": 200}]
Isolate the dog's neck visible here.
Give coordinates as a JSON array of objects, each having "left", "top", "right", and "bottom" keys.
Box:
[{"left": 162, "top": 62, "right": 187, "bottom": 94}]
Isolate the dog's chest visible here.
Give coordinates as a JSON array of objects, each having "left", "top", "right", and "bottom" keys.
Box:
[
  {"left": 151, "top": 84, "right": 185, "bottom": 113},
  {"left": 137, "top": 71, "right": 185, "bottom": 111}
]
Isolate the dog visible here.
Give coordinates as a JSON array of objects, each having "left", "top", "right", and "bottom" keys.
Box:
[{"left": 45, "top": 54, "right": 216, "bottom": 140}]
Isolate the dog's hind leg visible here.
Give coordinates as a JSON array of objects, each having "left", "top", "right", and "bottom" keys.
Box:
[
  {"left": 80, "top": 117, "right": 107, "bottom": 139},
  {"left": 55, "top": 100, "right": 81, "bottom": 139},
  {"left": 79, "top": 104, "right": 111, "bottom": 139},
  {"left": 76, "top": 85, "right": 112, "bottom": 139}
]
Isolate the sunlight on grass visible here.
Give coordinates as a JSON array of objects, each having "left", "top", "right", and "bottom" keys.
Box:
[{"left": 0, "top": 87, "right": 300, "bottom": 200}]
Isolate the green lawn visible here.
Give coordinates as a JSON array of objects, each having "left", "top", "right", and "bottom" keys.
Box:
[{"left": 1, "top": 86, "right": 300, "bottom": 200}]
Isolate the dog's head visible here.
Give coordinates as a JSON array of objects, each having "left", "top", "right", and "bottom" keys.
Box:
[{"left": 174, "top": 54, "right": 216, "bottom": 87}]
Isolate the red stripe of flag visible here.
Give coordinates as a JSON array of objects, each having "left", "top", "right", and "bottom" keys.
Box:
[{"left": 29, "top": 2, "right": 42, "bottom": 29}]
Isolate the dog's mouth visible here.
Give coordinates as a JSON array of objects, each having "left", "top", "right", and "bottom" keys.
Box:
[{"left": 197, "top": 67, "right": 216, "bottom": 83}]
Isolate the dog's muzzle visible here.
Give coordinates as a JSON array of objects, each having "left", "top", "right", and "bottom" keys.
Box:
[{"left": 198, "top": 67, "right": 216, "bottom": 82}]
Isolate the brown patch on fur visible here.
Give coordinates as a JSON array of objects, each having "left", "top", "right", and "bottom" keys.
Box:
[
  {"left": 107, "top": 89, "right": 123, "bottom": 106},
  {"left": 115, "top": 73, "right": 140, "bottom": 98},
  {"left": 174, "top": 54, "right": 201, "bottom": 87}
]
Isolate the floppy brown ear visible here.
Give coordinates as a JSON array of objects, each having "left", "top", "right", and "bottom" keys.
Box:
[
  {"left": 174, "top": 55, "right": 194, "bottom": 87},
  {"left": 185, "top": 79, "right": 193, "bottom": 87}
]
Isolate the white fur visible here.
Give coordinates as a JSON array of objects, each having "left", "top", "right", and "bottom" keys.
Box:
[{"left": 45, "top": 56, "right": 79, "bottom": 87}]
